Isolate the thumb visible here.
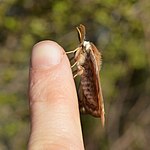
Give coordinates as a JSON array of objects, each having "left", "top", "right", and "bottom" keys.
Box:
[{"left": 28, "top": 40, "right": 84, "bottom": 149}]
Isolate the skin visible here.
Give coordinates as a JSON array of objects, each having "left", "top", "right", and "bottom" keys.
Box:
[{"left": 28, "top": 41, "right": 84, "bottom": 150}]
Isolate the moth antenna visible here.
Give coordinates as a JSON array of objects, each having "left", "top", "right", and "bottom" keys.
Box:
[{"left": 76, "top": 24, "right": 86, "bottom": 44}]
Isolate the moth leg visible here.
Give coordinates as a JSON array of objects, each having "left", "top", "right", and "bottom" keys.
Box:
[
  {"left": 73, "top": 70, "right": 78, "bottom": 78},
  {"left": 73, "top": 66, "right": 84, "bottom": 78},
  {"left": 71, "top": 69, "right": 78, "bottom": 78},
  {"left": 66, "top": 47, "right": 80, "bottom": 54},
  {"left": 74, "top": 47, "right": 82, "bottom": 60},
  {"left": 71, "top": 61, "right": 77, "bottom": 68},
  {"left": 73, "top": 74, "right": 78, "bottom": 79}
]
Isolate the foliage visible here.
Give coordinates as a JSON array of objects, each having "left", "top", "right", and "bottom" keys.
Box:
[{"left": 0, "top": 0, "right": 150, "bottom": 149}]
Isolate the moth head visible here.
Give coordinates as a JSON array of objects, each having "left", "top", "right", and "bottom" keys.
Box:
[
  {"left": 83, "top": 41, "right": 91, "bottom": 53},
  {"left": 76, "top": 24, "right": 91, "bottom": 53}
]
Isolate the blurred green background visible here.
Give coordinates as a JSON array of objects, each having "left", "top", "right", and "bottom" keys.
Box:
[{"left": 0, "top": 0, "right": 150, "bottom": 149}]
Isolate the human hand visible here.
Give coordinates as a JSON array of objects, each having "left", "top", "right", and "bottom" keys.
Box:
[{"left": 28, "top": 41, "right": 84, "bottom": 149}]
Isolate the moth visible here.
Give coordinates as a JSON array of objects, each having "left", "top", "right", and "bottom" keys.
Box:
[{"left": 67, "top": 24, "right": 105, "bottom": 126}]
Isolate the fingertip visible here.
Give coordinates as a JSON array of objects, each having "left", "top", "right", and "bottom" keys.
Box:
[{"left": 31, "top": 40, "right": 65, "bottom": 69}]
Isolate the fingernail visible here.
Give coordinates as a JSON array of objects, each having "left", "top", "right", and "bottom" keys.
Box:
[{"left": 31, "top": 41, "right": 63, "bottom": 68}]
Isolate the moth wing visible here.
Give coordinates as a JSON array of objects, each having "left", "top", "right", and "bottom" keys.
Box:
[
  {"left": 90, "top": 43, "right": 105, "bottom": 126},
  {"left": 78, "top": 82, "right": 88, "bottom": 114}
]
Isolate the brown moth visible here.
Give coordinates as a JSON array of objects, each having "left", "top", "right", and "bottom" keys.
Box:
[{"left": 67, "top": 24, "right": 105, "bottom": 126}]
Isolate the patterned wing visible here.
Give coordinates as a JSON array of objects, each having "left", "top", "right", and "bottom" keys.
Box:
[{"left": 90, "top": 43, "right": 105, "bottom": 126}]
